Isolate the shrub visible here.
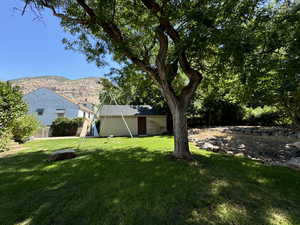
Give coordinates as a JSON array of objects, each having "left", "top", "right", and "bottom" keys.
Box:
[
  {"left": 243, "top": 106, "right": 284, "bottom": 126},
  {"left": 0, "top": 82, "right": 28, "bottom": 149},
  {"left": 188, "top": 98, "right": 244, "bottom": 127},
  {"left": 50, "top": 117, "right": 84, "bottom": 137},
  {"left": 11, "top": 115, "right": 40, "bottom": 143},
  {"left": 0, "top": 132, "right": 12, "bottom": 152}
]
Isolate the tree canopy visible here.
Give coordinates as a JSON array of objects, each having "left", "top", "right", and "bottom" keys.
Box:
[{"left": 21, "top": 0, "right": 300, "bottom": 158}]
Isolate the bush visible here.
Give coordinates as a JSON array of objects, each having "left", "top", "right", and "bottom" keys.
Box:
[
  {"left": 188, "top": 98, "right": 244, "bottom": 127},
  {"left": 0, "top": 82, "right": 27, "bottom": 149},
  {"left": 243, "top": 106, "right": 284, "bottom": 126},
  {"left": 50, "top": 117, "right": 84, "bottom": 137},
  {"left": 0, "top": 132, "right": 12, "bottom": 152},
  {"left": 11, "top": 115, "right": 40, "bottom": 143}
]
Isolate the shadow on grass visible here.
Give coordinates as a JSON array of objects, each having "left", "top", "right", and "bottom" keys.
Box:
[{"left": 0, "top": 145, "right": 300, "bottom": 225}]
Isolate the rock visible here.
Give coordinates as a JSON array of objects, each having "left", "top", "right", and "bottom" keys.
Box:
[
  {"left": 293, "top": 150, "right": 300, "bottom": 158},
  {"left": 189, "top": 138, "right": 198, "bottom": 142},
  {"left": 238, "top": 144, "right": 246, "bottom": 149},
  {"left": 234, "top": 152, "right": 245, "bottom": 157},
  {"left": 290, "top": 142, "right": 300, "bottom": 149},
  {"left": 285, "top": 144, "right": 292, "bottom": 149},
  {"left": 200, "top": 142, "right": 220, "bottom": 150},
  {"left": 285, "top": 157, "right": 300, "bottom": 169},
  {"left": 50, "top": 149, "right": 77, "bottom": 161}
]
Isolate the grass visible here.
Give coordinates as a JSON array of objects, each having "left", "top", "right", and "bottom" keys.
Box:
[{"left": 0, "top": 136, "right": 300, "bottom": 225}]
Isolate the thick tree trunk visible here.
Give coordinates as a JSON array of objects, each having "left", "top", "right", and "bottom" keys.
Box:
[{"left": 170, "top": 105, "right": 192, "bottom": 160}]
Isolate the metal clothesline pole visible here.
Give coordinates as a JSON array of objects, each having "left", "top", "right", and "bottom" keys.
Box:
[
  {"left": 109, "top": 92, "right": 134, "bottom": 138},
  {"left": 76, "top": 93, "right": 108, "bottom": 150}
]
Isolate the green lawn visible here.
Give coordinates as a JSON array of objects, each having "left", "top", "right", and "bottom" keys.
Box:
[{"left": 1, "top": 136, "right": 300, "bottom": 225}]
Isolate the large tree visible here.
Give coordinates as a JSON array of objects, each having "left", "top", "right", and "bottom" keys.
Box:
[{"left": 21, "top": 0, "right": 289, "bottom": 159}]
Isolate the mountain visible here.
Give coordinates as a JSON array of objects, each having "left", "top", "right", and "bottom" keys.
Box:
[
  {"left": 10, "top": 76, "right": 102, "bottom": 104},
  {"left": 9, "top": 75, "right": 69, "bottom": 82}
]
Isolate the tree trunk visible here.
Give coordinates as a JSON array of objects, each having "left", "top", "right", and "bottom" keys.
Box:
[{"left": 170, "top": 105, "right": 192, "bottom": 160}]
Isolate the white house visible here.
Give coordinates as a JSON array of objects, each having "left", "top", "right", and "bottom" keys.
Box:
[
  {"left": 98, "top": 105, "right": 167, "bottom": 136},
  {"left": 24, "top": 88, "right": 94, "bottom": 126}
]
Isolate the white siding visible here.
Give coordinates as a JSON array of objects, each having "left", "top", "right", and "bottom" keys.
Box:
[
  {"left": 98, "top": 115, "right": 167, "bottom": 136},
  {"left": 78, "top": 110, "right": 84, "bottom": 118},
  {"left": 24, "top": 88, "right": 80, "bottom": 126},
  {"left": 146, "top": 116, "right": 167, "bottom": 135},
  {"left": 99, "top": 116, "right": 138, "bottom": 136}
]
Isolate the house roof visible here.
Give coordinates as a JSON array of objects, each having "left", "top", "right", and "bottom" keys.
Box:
[
  {"left": 58, "top": 94, "right": 94, "bottom": 114},
  {"left": 25, "top": 88, "right": 94, "bottom": 114},
  {"left": 99, "top": 105, "right": 164, "bottom": 116}
]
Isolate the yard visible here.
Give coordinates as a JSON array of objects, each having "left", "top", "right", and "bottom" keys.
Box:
[{"left": 1, "top": 136, "right": 300, "bottom": 225}]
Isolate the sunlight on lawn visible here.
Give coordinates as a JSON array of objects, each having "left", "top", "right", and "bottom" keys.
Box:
[{"left": 0, "top": 136, "right": 299, "bottom": 225}]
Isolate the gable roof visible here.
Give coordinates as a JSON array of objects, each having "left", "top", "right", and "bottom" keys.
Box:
[
  {"left": 24, "top": 88, "right": 94, "bottom": 114},
  {"left": 99, "top": 105, "right": 164, "bottom": 116},
  {"left": 58, "top": 93, "right": 94, "bottom": 114}
]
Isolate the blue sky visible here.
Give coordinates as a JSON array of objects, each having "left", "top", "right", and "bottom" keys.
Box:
[{"left": 0, "top": 0, "right": 118, "bottom": 81}]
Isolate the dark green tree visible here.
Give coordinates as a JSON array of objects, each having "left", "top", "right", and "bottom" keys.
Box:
[
  {"left": 21, "top": 0, "right": 291, "bottom": 159},
  {"left": 102, "top": 64, "right": 167, "bottom": 111},
  {"left": 224, "top": 2, "right": 300, "bottom": 127}
]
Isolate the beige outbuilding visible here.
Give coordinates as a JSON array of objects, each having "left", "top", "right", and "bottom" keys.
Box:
[{"left": 98, "top": 105, "right": 167, "bottom": 137}]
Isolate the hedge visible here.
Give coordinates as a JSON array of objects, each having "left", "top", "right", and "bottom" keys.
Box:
[{"left": 50, "top": 117, "right": 84, "bottom": 137}]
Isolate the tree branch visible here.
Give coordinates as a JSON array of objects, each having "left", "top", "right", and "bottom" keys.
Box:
[
  {"left": 39, "top": 0, "right": 90, "bottom": 24},
  {"left": 141, "top": 0, "right": 202, "bottom": 80},
  {"left": 179, "top": 75, "right": 202, "bottom": 106},
  {"left": 74, "top": 0, "right": 160, "bottom": 81},
  {"left": 155, "top": 25, "right": 168, "bottom": 76},
  {"left": 21, "top": 0, "right": 30, "bottom": 15}
]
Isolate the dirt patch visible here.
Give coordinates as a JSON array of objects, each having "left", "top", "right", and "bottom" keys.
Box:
[
  {"left": 189, "top": 128, "right": 300, "bottom": 166},
  {"left": 0, "top": 148, "right": 27, "bottom": 158}
]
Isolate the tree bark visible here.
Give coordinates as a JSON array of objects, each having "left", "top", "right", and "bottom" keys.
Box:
[{"left": 171, "top": 106, "right": 192, "bottom": 159}]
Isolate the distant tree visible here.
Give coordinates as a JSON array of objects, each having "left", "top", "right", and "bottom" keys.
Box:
[
  {"left": 21, "top": 0, "right": 294, "bottom": 159},
  {"left": 102, "top": 64, "right": 167, "bottom": 111},
  {"left": 224, "top": 2, "right": 300, "bottom": 127},
  {"left": 0, "top": 82, "right": 27, "bottom": 149}
]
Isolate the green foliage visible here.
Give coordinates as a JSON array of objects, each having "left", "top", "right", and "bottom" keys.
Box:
[
  {"left": 11, "top": 115, "right": 40, "bottom": 143},
  {"left": 101, "top": 65, "right": 168, "bottom": 112},
  {"left": 50, "top": 117, "right": 84, "bottom": 137},
  {"left": 23, "top": 0, "right": 281, "bottom": 101},
  {"left": 222, "top": 2, "right": 300, "bottom": 127},
  {"left": 189, "top": 96, "right": 244, "bottom": 127},
  {"left": 0, "top": 81, "right": 27, "bottom": 150},
  {"left": 243, "top": 106, "right": 288, "bottom": 126},
  {"left": 22, "top": 0, "right": 300, "bottom": 131},
  {"left": 0, "top": 132, "right": 12, "bottom": 152}
]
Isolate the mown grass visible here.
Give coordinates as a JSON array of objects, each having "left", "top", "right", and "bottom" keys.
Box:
[{"left": 0, "top": 136, "right": 300, "bottom": 225}]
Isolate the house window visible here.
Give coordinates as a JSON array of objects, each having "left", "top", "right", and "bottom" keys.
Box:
[
  {"left": 36, "top": 108, "right": 44, "bottom": 116},
  {"left": 56, "top": 109, "right": 65, "bottom": 118},
  {"left": 57, "top": 113, "right": 65, "bottom": 118}
]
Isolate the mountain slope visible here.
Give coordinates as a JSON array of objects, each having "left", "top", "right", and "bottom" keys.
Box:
[{"left": 10, "top": 76, "right": 102, "bottom": 104}]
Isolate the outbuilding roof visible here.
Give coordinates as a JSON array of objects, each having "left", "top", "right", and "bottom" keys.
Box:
[{"left": 99, "top": 105, "right": 164, "bottom": 116}]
